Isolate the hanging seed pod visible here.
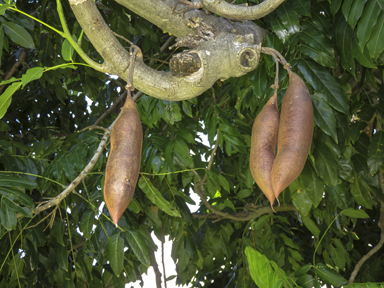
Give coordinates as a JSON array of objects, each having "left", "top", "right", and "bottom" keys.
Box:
[
  {"left": 249, "top": 92, "right": 279, "bottom": 207},
  {"left": 104, "top": 95, "right": 143, "bottom": 227},
  {"left": 271, "top": 72, "right": 313, "bottom": 199}
]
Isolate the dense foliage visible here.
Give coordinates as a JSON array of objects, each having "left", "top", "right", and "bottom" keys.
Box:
[{"left": 0, "top": 0, "right": 384, "bottom": 287}]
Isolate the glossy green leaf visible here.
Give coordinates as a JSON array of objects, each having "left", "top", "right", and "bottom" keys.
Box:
[
  {"left": 313, "top": 263, "right": 348, "bottom": 286},
  {"left": 330, "top": 0, "right": 343, "bottom": 15},
  {"left": 276, "top": 3, "right": 300, "bottom": 36},
  {"left": 329, "top": 244, "right": 346, "bottom": 270},
  {"left": 352, "top": 35, "right": 376, "bottom": 68},
  {"left": 350, "top": 174, "right": 373, "bottom": 209},
  {"left": 294, "top": 263, "right": 312, "bottom": 277},
  {"left": 0, "top": 4, "right": 10, "bottom": 15},
  {"left": 56, "top": 245, "right": 68, "bottom": 271},
  {"left": 301, "top": 215, "right": 320, "bottom": 238},
  {"left": 347, "top": 0, "right": 367, "bottom": 28},
  {"left": 173, "top": 138, "right": 194, "bottom": 167},
  {"left": 0, "top": 187, "right": 35, "bottom": 208},
  {"left": 0, "top": 82, "right": 21, "bottom": 119},
  {"left": 292, "top": 189, "right": 312, "bottom": 215},
  {"left": 297, "top": 59, "right": 349, "bottom": 115},
  {"left": 341, "top": 208, "right": 370, "bottom": 218},
  {"left": 299, "top": 44, "right": 336, "bottom": 68},
  {"left": 327, "top": 185, "right": 349, "bottom": 209},
  {"left": 297, "top": 274, "right": 314, "bottom": 288},
  {"left": 128, "top": 198, "right": 142, "bottom": 213},
  {"left": 125, "top": 229, "right": 151, "bottom": 267},
  {"left": 245, "top": 246, "right": 284, "bottom": 288},
  {"left": 108, "top": 234, "right": 124, "bottom": 276},
  {"left": 62, "top": 39, "right": 74, "bottom": 62},
  {"left": 357, "top": 0, "right": 381, "bottom": 50},
  {"left": 313, "top": 142, "right": 339, "bottom": 186},
  {"left": 1, "top": 195, "right": 32, "bottom": 217},
  {"left": 80, "top": 210, "right": 95, "bottom": 239},
  {"left": 366, "top": 11, "right": 384, "bottom": 60},
  {"left": 0, "top": 173, "right": 36, "bottom": 189},
  {"left": 139, "top": 176, "right": 181, "bottom": 217},
  {"left": 52, "top": 220, "right": 65, "bottom": 246},
  {"left": 21, "top": 67, "right": 44, "bottom": 88},
  {"left": 334, "top": 17, "right": 355, "bottom": 77},
  {"left": 367, "top": 131, "right": 384, "bottom": 174},
  {"left": 0, "top": 200, "right": 17, "bottom": 230},
  {"left": 291, "top": 0, "right": 310, "bottom": 16},
  {"left": 182, "top": 101, "right": 193, "bottom": 117},
  {"left": 312, "top": 94, "right": 338, "bottom": 143},
  {"left": 3, "top": 22, "right": 35, "bottom": 49}
]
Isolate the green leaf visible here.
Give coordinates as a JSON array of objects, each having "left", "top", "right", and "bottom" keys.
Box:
[
  {"left": 297, "top": 274, "right": 314, "bottom": 288},
  {"left": 173, "top": 138, "right": 194, "bottom": 167},
  {"left": 128, "top": 198, "right": 142, "bottom": 213},
  {"left": 312, "top": 263, "right": 348, "bottom": 287},
  {"left": 2, "top": 195, "right": 32, "bottom": 217},
  {"left": 301, "top": 215, "right": 320, "bottom": 238},
  {"left": 0, "top": 82, "right": 21, "bottom": 119},
  {"left": 367, "top": 131, "right": 384, "bottom": 174},
  {"left": 62, "top": 39, "right": 74, "bottom": 62},
  {"left": 330, "top": 0, "right": 343, "bottom": 15},
  {"left": 138, "top": 176, "right": 181, "bottom": 217},
  {"left": 299, "top": 44, "right": 337, "bottom": 68},
  {"left": 3, "top": 22, "right": 35, "bottom": 49},
  {"left": 0, "top": 199, "right": 17, "bottom": 230},
  {"left": 333, "top": 17, "right": 355, "bottom": 77},
  {"left": 0, "top": 4, "right": 11, "bottom": 15},
  {"left": 346, "top": 0, "right": 367, "bottom": 28},
  {"left": 182, "top": 101, "right": 193, "bottom": 117},
  {"left": 366, "top": 11, "right": 384, "bottom": 60},
  {"left": 125, "top": 229, "right": 151, "bottom": 267},
  {"left": 356, "top": 0, "right": 381, "bottom": 51},
  {"left": 80, "top": 210, "right": 95, "bottom": 239},
  {"left": 276, "top": 3, "right": 300, "bottom": 36},
  {"left": 291, "top": 0, "right": 310, "bottom": 16},
  {"left": 329, "top": 244, "right": 346, "bottom": 270},
  {"left": 245, "top": 246, "right": 285, "bottom": 288},
  {"left": 312, "top": 94, "right": 338, "bottom": 143},
  {"left": 350, "top": 174, "right": 373, "bottom": 209},
  {"left": 352, "top": 35, "right": 376, "bottom": 68},
  {"left": 341, "top": 208, "right": 370, "bottom": 218},
  {"left": 294, "top": 263, "right": 312, "bottom": 277},
  {"left": 108, "top": 234, "right": 124, "bottom": 276},
  {"left": 327, "top": 185, "right": 349, "bottom": 209},
  {"left": 0, "top": 186, "right": 35, "bottom": 208},
  {"left": 0, "top": 173, "right": 36, "bottom": 189},
  {"left": 291, "top": 189, "right": 312, "bottom": 215},
  {"left": 297, "top": 59, "right": 349, "bottom": 115},
  {"left": 313, "top": 142, "right": 339, "bottom": 186},
  {"left": 21, "top": 67, "right": 44, "bottom": 88},
  {"left": 56, "top": 245, "right": 68, "bottom": 271},
  {"left": 52, "top": 220, "right": 65, "bottom": 246}
]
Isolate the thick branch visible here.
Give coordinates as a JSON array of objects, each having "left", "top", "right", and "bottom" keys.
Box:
[
  {"left": 349, "top": 202, "right": 384, "bottom": 284},
  {"left": 69, "top": 0, "right": 265, "bottom": 101},
  {"left": 33, "top": 125, "right": 112, "bottom": 214},
  {"left": 201, "top": 0, "right": 285, "bottom": 20}
]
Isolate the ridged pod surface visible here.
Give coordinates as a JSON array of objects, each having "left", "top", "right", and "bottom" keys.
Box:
[
  {"left": 104, "top": 96, "right": 143, "bottom": 226},
  {"left": 250, "top": 92, "right": 279, "bottom": 207},
  {"left": 271, "top": 72, "right": 314, "bottom": 199}
]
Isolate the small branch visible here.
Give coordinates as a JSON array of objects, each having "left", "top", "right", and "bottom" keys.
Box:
[
  {"left": 33, "top": 124, "right": 112, "bottom": 214},
  {"left": 348, "top": 201, "right": 384, "bottom": 284},
  {"left": 151, "top": 249, "right": 163, "bottom": 288},
  {"left": 191, "top": 205, "right": 295, "bottom": 221},
  {"left": 162, "top": 225, "right": 167, "bottom": 288},
  {"left": 0, "top": 48, "right": 28, "bottom": 94}
]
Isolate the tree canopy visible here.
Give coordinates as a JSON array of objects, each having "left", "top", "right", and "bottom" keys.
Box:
[{"left": 0, "top": 0, "right": 384, "bottom": 287}]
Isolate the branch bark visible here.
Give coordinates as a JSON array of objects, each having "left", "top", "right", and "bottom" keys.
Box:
[
  {"left": 200, "top": 0, "right": 285, "bottom": 20},
  {"left": 68, "top": 0, "right": 265, "bottom": 101},
  {"left": 348, "top": 201, "right": 384, "bottom": 284},
  {"left": 0, "top": 48, "right": 28, "bottom": 94}
]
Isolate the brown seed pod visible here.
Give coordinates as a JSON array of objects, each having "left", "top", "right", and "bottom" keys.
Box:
[
  {"left": 249, "top": 92, "right": 279, "bottom": 207},
  {"left": 103, "top": 96, "right": 143, "bottom": 227},
  {"left": 271, "top": 72, "right": 314, "bottom": 199}
]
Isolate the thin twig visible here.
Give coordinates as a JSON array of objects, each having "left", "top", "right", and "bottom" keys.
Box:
[
  {"left": 348, "top": 201, "right": 384, "bottom": 284},
  {"left": 33, "top": 123, "right": 113, "bottom": 214}
]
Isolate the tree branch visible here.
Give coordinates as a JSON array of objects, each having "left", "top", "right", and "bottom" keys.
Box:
[
  {"left": 200, "top": 0, "right": 285, "bottom": 21},
  {"left": 69, "top": 0, "right": 265, "bottom": 101},
  {"left": 33, "top": 124, "right": 112, "bottom": 214},
  {"left": 0, "top": 48, "right": 28, "bottom": 94},
  {"left": 151, "top": 249, "right": 163, "bottom": 288},
  {"left": 349, "top": 201, "right": 384, "bottom": 284},
  {"left": 191, "top": 204, "right": 296, "bottom": 221}
]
